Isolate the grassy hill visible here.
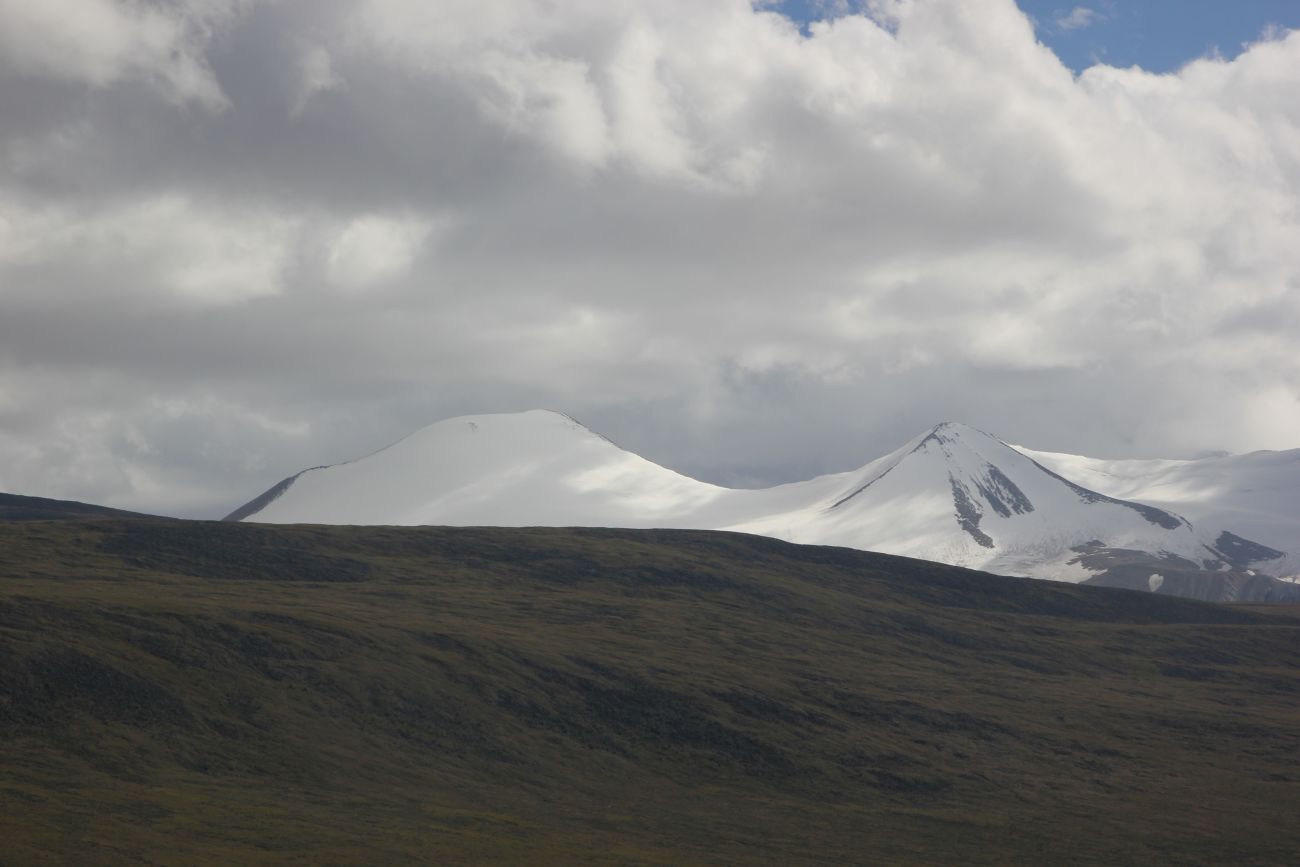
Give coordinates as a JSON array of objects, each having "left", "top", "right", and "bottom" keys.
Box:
[{"left": 2, "top": 517, "right": 1299, "bottom": 865}]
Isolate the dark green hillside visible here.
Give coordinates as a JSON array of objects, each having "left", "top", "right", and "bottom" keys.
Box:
[{"left": 2, "top": 518, "right": 1299, "bottom": 865}]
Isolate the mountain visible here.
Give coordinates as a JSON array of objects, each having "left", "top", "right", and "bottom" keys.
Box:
[
  {"left": 4, "top": 518, "right": 1300, "bottom": 865},
  {"left": 228, "top": 410, "right": 729, "bottom": 527},
  {"left": 228, "top": 411, "right": 1296, "bottom": 601}
]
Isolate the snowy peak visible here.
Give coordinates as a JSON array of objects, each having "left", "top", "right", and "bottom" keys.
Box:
[
  {"left": 827, "top": 423, "right": 1037, "bottom": 542},
  {"left": 907, "top": 424, "right": 1040, "bottom": 540},
  {"left": 934, "top": 422, "right": 1190, "bottom": 532},
  {"left": 789, "top": 418, "right": 1202, "bottom": 575},
  {"left": 229, "top": 409, "right": 726, "bottom": 527}
]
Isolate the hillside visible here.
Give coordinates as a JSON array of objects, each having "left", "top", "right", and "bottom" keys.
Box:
[
  {"left": 0, "top": 492, "right": 156, "bottom": 522},
  {"left": 3, "top": 516, "right": 1300, "bottom": 865}
]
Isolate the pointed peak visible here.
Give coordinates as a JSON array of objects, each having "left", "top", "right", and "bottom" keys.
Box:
[
  {"left": 929, "top": 421, "right": 988, "bottom": 436},
  {"left": 912, "top": 421, "right": 1005, "bottom": 451},
  {"left": 831, "top": 422, "right": 1012, "bottom": 510}
]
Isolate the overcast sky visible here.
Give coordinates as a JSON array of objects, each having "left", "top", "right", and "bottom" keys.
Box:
[{"left": 1, "top": 0, "right": 1298, "bottom": 518}]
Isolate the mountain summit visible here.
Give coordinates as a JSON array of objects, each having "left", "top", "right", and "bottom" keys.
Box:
[{"left": 228, "top": 411, "right": 1295, "bottom": 601}]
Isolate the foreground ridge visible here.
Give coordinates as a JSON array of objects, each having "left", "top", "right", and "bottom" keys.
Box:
[{"left": 3, "top": 519, "right": 1300, "bottom": 865}]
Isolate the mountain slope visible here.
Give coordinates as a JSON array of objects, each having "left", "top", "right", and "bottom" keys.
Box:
[
  {"left": 4, "top": 519, "right": 1300, "bottom": 865},
  {"left": 229, "top": 411, "right": 1294, "bottom": 599},
  {"left": 1017, "top": 444, "right": 1300, "bottom": 580}
]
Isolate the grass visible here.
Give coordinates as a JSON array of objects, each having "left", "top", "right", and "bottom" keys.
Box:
[{"left": 1, "top": 517, "right": 1298, "bottom": 865}]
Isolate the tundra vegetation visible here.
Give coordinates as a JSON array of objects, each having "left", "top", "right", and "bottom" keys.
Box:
[{"left": 1, "top": 502, "right": 1298, "bottom": 864}]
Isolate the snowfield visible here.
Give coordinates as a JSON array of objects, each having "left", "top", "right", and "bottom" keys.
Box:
[{"left": 1016, "top": 444, "right": 1300, "bottom": 580}]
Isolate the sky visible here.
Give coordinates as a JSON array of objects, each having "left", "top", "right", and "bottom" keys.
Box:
[
  {"left": 0, "top": 0, "right": 1297, "bottom": 518},
  {"left": 777, "top": 1, "right": 1300, "bottom": 71}
]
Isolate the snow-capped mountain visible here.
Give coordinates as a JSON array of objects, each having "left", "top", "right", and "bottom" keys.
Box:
[
  {"left": 229, "top": 410, "right": 1297, "bottom": 601},
  {"left": 228, "top": 410, "right": 730, "bottom": 528}
]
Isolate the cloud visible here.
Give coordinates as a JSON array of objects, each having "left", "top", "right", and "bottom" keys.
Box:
[
  {"left": 0, "top": 0, "right": 1297, "bottom": 516},
  {"left": 324, "top": 214, "right": 435, "bottom": 291},
  {"left": 0, "top": 0, "right": 237, "bottom": 108},
  {"left": 1055, "top": 6, "right": 1103, "bottom": 32},
  {"left": 0, "top": 194, "right": 296, "bottom": 305},
  {"left": 291, "top": 43, "right": 344, "bottom": 116}
]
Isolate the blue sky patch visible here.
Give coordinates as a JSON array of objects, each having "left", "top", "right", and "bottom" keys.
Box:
[{"left": 768, "top": 0, "right": 1299, "bottom": 72}]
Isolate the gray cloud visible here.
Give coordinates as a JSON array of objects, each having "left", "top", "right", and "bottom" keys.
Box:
[{"left": 0, "top": 0, "right": 1298, "bottom": 517}]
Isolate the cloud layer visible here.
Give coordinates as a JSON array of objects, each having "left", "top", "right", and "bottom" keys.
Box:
[{"left": 1, "top": 0, "right": 1297, "bottom": 516}]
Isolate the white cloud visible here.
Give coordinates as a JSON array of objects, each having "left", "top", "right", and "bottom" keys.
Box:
[
  {"left": 0, "top": 0, "right": 238, "bottom": 107},
  {"left": 1055, "top": 6, "right": 1103, "bottom": 32},
  {"left": 324, "top": 214, "right": 435, "bottom": 291},
  {"left": 0, "top": 194, "right": 296, "bottom": 304}
]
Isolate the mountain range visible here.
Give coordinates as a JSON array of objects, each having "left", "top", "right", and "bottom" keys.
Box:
[
  {"left": 6, "top": 420, "right": 1300, "bottom": 861},
  {"left": 228, "top": 410, "right": 1300, "bottom": 602}
]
